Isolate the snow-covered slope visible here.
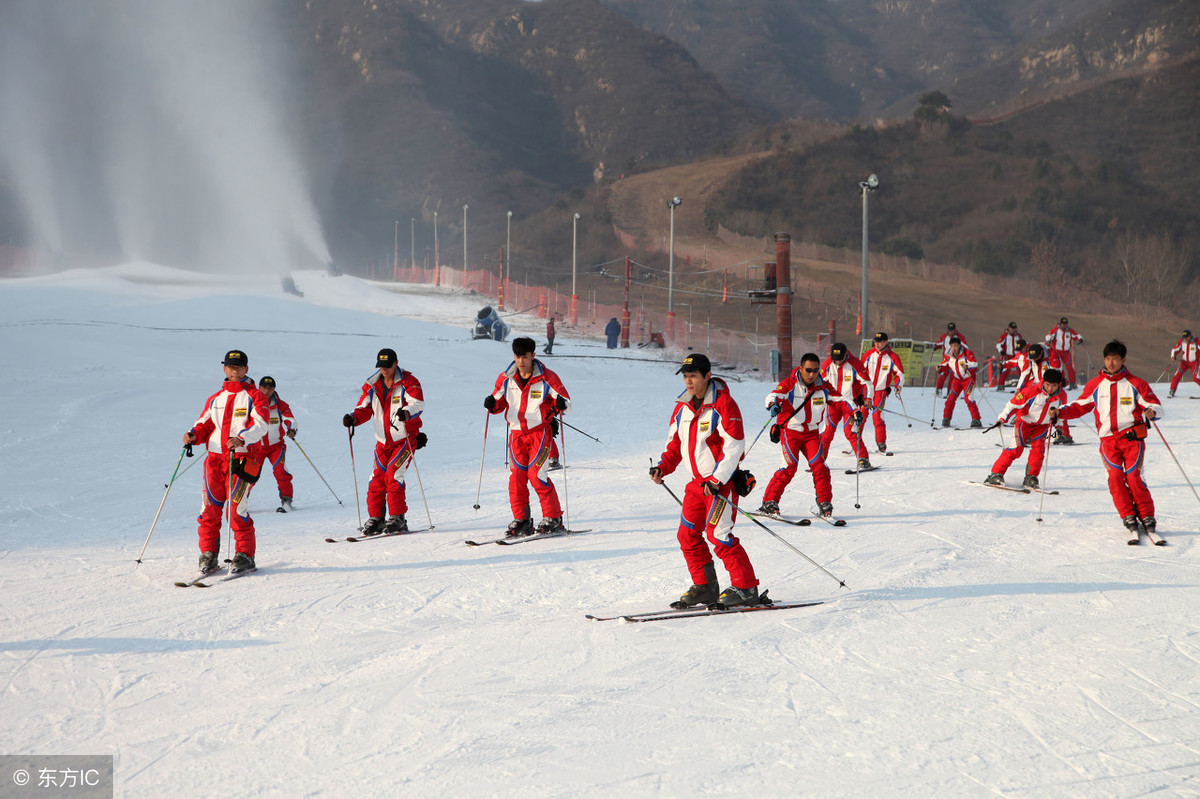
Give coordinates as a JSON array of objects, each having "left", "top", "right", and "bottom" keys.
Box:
[{"left": 1, "top": 264, "right": 1197, "bottom": 797}]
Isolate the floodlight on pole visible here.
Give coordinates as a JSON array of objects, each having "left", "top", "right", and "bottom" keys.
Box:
[
  {"left": 463, "top": 204, "right": 469, "bottom": 271},
  {"left": 666, "top": 196, "right": 682, "bottom": 341},
  {"left": 858, "top": 174, "right": 879, "bottom": 338},
  {"left": 571, "top": 212, "right": 581, "bottom": 326}
]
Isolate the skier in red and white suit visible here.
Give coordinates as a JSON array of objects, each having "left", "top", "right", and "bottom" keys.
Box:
[
  {"left": 650, "top": 353, "right": 759, "bottom": 608},
  {"left": 820, "top": 342, "right": 874, "bottom": 468},
  {"left": 1168, "top": 329, "right": 1199, "bottom": 398},
  {"left": 343, "top": 348, "right": 424, "bottom": 535},
  {"left": 940, "top": 338, "right": 981, "bottom": 427},
  {"left": 985, "top": 368, "right": 1067, "bottom": 490},
  {"left": 485, "top": 337, "right": 570, "bottom": 536},
  {"left": 183, "top": 349, "right": 271, "bottom": 573},
  {"left": 1045, "top": 317, "right": 1084, "bottom": 388},
  {"left": 933, "top": 323, "right": 967, "bottom": 395},
  {"left": 862, "top": 332, "right": 905, "bottom": 453},
  {"left": 994, "top": 322, "right": 1023, "bottom": 388},
  {"left": 1011, "top": 343, "right": 1073, "bottom": 443},
  {"left": 758, "top": 352, "right": 834, "bottom": 517},
  {"left": 256, "top": 375, "right": 296, "bottom": 509},
  {"left": 1053, "top": 340, "right": 1163, "bottom": 533}
]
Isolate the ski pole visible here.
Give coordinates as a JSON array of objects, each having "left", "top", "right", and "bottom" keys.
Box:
[
  {"left": 473, "top": 411, "right": 490, "bottom": 511},
  {"left": 1036, "top": 426, "right": 1054, "bottom": 523},
  {"left": 290, "top": 437, "right": 343, "bottom": 506},
  {"left": 895, "top": 391, "right": 913, "bottom": 427},
  {"left": 558, "top": 420, "right": 570, "bottom": 531},
  {"left": 226, "top": 450, "right": 236, "bottom": 562},
  {"left": 656, "top": 478, "right": 847, "bottom": 590},
  {"left": 1155, "top": 358, "right": 1175, "bottom": 385},
  {"left": 560, "top": 418, "right": 600, "bottom": 444},
  {"left": 745, "top": 415, "right": 773, "bottom": 456},
  {"left": 134, "top": 443, "right": 193, "bottom": 566},
  {"left": 1150, "top": 419, "right": 1200, "bottom": 507},
  {"left": 852, "top": 412, "right": 863, "bottom": 509},
  {"left": 929, "top": 384, "right": 939, "bottom": 428},
  {"left": 409, "top": 447, "right": 435, "bottom": 529},
  {"left": 348, "top": 425, "right": 362, "bottom": 530}
]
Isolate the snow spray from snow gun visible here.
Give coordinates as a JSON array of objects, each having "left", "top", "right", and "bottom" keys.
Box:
[
  {"left": 134, "top": 443, "right": 194, "bottom": 566},
  {"left": 651, "top": 459, "right": 847, "bottom": 590}
]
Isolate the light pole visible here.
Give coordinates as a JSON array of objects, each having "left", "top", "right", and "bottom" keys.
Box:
[
  {"left": 393, "top": 220, "right": 399, "bottom": 279},
  {"left": 666, "top": 196, "right": 681, "bottom": 341},
  {"left": 463, "top": 204, "right": 469, "bottom": 271},
  {"left": 571, "top": 212, "right": 580, "bottom": 326},
  {"left": 503, "top": 210, "right": 512, "bottom": 310},
  {"left": 410, "top": 218, "right": 415, "bottom": 272},
  {"left": 433, "top": 211, "right": 439, "bottom": 278},
  {"left": 858, "top": 174, "right": 879, "bottom": 338}
]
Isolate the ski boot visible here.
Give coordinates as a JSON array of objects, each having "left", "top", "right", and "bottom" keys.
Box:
[
  {"left": 546, "top": 458, "right": 563, "bottom": 471},
  {"left": 280, "top": 496, "right": 294, "bottom": 511},
  {"left": 942, "top": 417, "right": 951, "bottom": 428},
  {"left": 757, "top": 500, "right": 780, "bottom": 515},
  {"left": 717, "top": 585, "right": 760, "bottom": 608},
  {"left": 360, "top": 516, "right": 385, "bottom": 536},
  {"left": 818, "top": 502, "right": 834, "bottom": 517},
  {"left": 1122, "top": 515, "right": 1140, "bottom": 532},
  {"left": 674, "top": 563, "right": 719, "bottom": 608},
  {"left": 1168, "top": 390, "right": 1176, "bottom": 398},
  {"left": 877, "top": 443, "right": 888, "bottom": 454},
  {"left": 1141, "top": 516, "right": 1157, "bottom": 534},
  {"left": 856, "top": 458, "right": 872, "bottom": 470},
  {"left": 969, "top": 418, "right": 982, "bottom": 428},
  {"left": 506, "top": 518, "right": 534, "bottom": 537},
  {"left": 536, "top": 516, "right": 565, "bottom": 534},
  {"left": 198, "top": 551, "right": 220, "bottom": 575},
  {"left": 383, "top": 514, "right": 408, "bottom": 535},
  {"left": 983, "top": 473, "right": 1005, "bottom": 486},
  {"left": 229, "top": 552, "right": 256, "bottom": 574},
  {"left": 1022, "top": 474, "right": 1039, "bottom": 490}
]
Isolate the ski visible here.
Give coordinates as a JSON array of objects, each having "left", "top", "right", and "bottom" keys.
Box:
[
  {"left": 214, "top": 566, "right": 257, "bottom": 584},
  {"left": 495, "top": 528, "right": 591, "bottom": 546},
  {"left": 325, "top": 527, "right": 428, "bottom": 543},
  {"left": 809, "top": 509, "right": 847, "bottom": 527},
  {"left": 845, "top": 466, "right": 881, "bottom": 474},
  {"left": 741, "top": 510, "right": 811, "bottom": 527},
  {"left": 174, "top": 571, "right": 220, "bottom": 588},
  {"left": 1030, "top": 487, "right": 1059, "bottom": 496},
  {"left": 966, "top": 480, "right": 1029, "bottom": 494},
  {"left": 1146, "top": 528, "right": 1167, "bottom": 546},
  {"left": 465, "top": 529, "right": 591, "bottom": 547},
  {"left": 1127, "top": 529, "right": 1141, "bottom": 546},
  {"left": 843, "top": 450, "right": 893, "bottom": 457},
  {"left": 605, "top": 600, "right": 826, "bottom": 623}
]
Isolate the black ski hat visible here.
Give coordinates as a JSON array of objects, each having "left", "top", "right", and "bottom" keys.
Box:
[
  {"left": 873, "top": 331, "right": 889, "bottom": 342},
  {"left": 1059, "top": 317, "right": 1069, "bottom": 325},
  {"left": 1028, "top": 343, "right": 1046, "bottom": 360},
  {"left": 258, "top": 376, "right": 276, "bottom": 388},
  {"left": 222, "top": 349, "right": 248, "bottom": 367},
  {"left": 831, "top": 343, "right": 848, "bottom": 361},
  {"left": 677, "top": 353, "right": 712, "bottom": 374},
  {"left": 946, "top": 322, "right": 957, "bottom": 331},
  {"left": 376, "top": 348, "right": 398, "bottom": 368}
]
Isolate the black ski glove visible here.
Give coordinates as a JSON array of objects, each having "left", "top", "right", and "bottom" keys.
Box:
[
  {"left": 555, "top": 395, "right": 568, "bottom": 411},
  {"left": 342, "top": 413, "right": 354, "bottom": 428},
  {"left": 395, "top": 409, "right": 409, "bottom": 422},
  {"left": 769, "top": 424, "right": 781, "bottom": 444},
  {"left": 484, "top": 396, "right": 497, "bottom": 411},
  {"left": 550, "top": 418, "right": 560, "bottom": 437},
  {"left": 415, "top": 432, "right": 428, "bottom": 449},
  {"left": 852, "top": 411, "right": 864, "bottom": 426}
]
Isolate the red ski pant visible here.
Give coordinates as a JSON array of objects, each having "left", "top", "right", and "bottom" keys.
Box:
[
  {"left": 870, "top": 391, "right": 890, "bottom": 447},
  {"left": 820, "top": 401, "right": 868, "bottom": 459},
  {"left": 367, "top": 440, "right": 412, "bottom": 518},
  {"left": 943, "top": 376, "right": 980, "bottom": 422},
  {"left": 676, "top": 478, "right": 758, "bottom": 590},
  {"left": 507, "top": 425, "right": 561, "bottom": 520},
  {"left": 1170, "top": 361, "right": 1199, "bottom": 393},
  {"left": 992, "top": 421, "right": 1050, "bottom": 477},
  {"left": 1049, "top": 349, "right": 1076, "bottom": 385},
  {"left": 763, "top": 429, "right": 831, "bottom": 505},
  {"left": 197, "top": 452, "right": 257, "bottom": 557},
  {"left": 262, "top": 441, "right": 293, "bottom": 499},
  {"left": 1099, "top": 435, "right": 1155, "bottom": 519}
]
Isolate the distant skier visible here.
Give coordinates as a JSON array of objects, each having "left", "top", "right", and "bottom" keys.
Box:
[
  {"left": 1045, "top": 317, "right": 1084, "bottom": 389},
  {"left": 933, "top": 323, "right": 967, "bottom": 397},
  {"left": 544, "top": 316, "right": 556, "bottom": 355},
  {"left": 650, "top": 353, "right": 760, "bottom": 607},
  {"left": 605, "top": 317, "right": 621, "bottom": 349},
  {"left": 862, "top": 332, "right": 905, "bottom": 454},
  {"left": 940, "top": 337, "right": 981, "bottom": 428},
  {"left": 183, "top": 349, "right": 271, "bottom": 576},
  {"left": 342, "top": 348, "right": 425, "bottom": 536},
  {"left": 819, "top": 342, "right": 873, "bottom": 470},
  {"left": 1052, "top": 340, "right": 1163, "bottom": 536},
  {"left": 994, "top": 322, "right": 1023, "bottom": 388},
  {"left": 257, "top": 376, "right": 297, "bottom": 511},
  {"left": 485, "top": 337, "right": 570, "bottom": 536},
  {"left": 1168, "top": 329, "right": 1199, "bottom": 398},
  {"left": 983, "top": 368, "right": 1067, "bottom": 490},
  {"left": 758, "top": 352, "right": 834, "bottom": 518}
]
